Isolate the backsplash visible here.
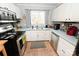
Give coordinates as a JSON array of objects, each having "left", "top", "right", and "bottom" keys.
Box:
[{"left": 72, "top": 24, "right": 79, "bottom": 29}]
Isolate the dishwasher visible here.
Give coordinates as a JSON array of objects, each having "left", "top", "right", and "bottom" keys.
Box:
[{"left": 51, "top": 32, "right": 59, "bottom": 51}]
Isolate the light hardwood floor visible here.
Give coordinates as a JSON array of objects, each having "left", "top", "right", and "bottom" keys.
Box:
[{"left": 23, "top": 41, "right": 58, "bottom": 56}]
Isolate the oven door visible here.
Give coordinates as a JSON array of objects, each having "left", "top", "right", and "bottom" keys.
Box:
[
  {"left": 16, "top": 35, "right": 26, "bottom": 56},
  {"left": 19, "top": 39, "right": 23, "bottom": 49}
]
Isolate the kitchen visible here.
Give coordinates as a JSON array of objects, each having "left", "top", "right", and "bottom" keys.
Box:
[{"left": 0, "top": 3, "right": 79, "bottom": 56}]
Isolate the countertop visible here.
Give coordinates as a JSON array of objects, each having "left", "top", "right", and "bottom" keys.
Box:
[
  {"left": 26, "top": 28, "right": 51, "bottom": 31},
  {"left": 51, "top": 29, "right": 78, "bottom": 46},
  {"left": 25, "top": 28, "right": 78, "bottom": 46}
]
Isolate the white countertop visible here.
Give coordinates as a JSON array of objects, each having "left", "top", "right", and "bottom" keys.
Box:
[
  {"left": 25, "top": 28, "right": 78, "bottom": 46},
  {"left": 51, "top": 29, "right": 78, "bottom": 46},
  {"left": 26, "top": 28, "right": 51, "bottom": 31}
]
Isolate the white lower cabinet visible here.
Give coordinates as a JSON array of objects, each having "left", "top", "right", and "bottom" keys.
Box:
[
  {"left": 37, "top": 31, "right": 51, "bottom": 41},
  {"left": 26, "top": 31, "right": 51, "bottom": 41},
  {"left": 26, "top": 31, "right": 36, "bottom": 41},
  {"left": 57, "top": 37, "right": 75, "bottom": 56}
]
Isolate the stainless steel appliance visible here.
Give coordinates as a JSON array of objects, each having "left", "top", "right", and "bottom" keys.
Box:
[
  {"left": 51, "top": 32, "right": 59, "bottom": 51},
  {"left": 16, "top": 31, "right": 26, "bottom": 56}
]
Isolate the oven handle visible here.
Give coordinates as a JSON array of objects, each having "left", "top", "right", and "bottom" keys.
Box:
[{"left": 5, "top": 35, "right": 15, "bottom": 39}]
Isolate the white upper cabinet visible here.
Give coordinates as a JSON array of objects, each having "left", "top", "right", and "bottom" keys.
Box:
[
  {"left": 70, "top": 4, "right": 79, "bottom": 20},
  {"left": 52, "top": 3, "right": 79, "bottom": 22}
]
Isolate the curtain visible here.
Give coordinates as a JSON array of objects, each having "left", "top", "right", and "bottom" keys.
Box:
[{"left": 25, "top": 9, "right": 31, "bottom": 28}]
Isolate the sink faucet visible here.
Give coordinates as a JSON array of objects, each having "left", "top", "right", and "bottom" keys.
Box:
[
  {"left": 32, "top": 26, "right": 34, "bottom": 29},
  {"left": 36, "top": 25, "right": 38, "bottom": 29}
]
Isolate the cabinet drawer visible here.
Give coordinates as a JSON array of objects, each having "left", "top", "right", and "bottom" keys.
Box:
[
  {"left": 57, "top": 37, "right": 75, "bottom": 56},
  {"left": 60, "top": 38, "right": 75, "bottom": 53},
  {"left": 57, "top": 43, "right": 74, "bottom": 56},
  {"left": 58, "top": 48, "right": 73, "bottom": 56}
]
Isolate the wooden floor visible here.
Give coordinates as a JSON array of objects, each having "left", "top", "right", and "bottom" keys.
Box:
[{"left": 23, "top": 41, "right": 58, "bottom": 56}]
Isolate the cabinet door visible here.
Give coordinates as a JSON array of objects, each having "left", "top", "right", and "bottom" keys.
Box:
[
  {"left": 37, "top": 31, "right": 51, "bottom": 41},
  {"left": 26, "top": 31, "right": 37, "bottom": 41},
  {"left": 52, "top": 3, "right": 79, "bottom": 22},
  {"left": 26, "top": 31, "right": 51, "bottom": 41},
  {"left": 52, "top": 4, "right": 76, "bottom": 22},
  {"left": 57, "top": 37, "right": 69, "bottom": 56},
  {"left": 69, "top": 4, "right": 79, "bottom": 21},
  {"left": 52, "top": 4, "right": 71, "bottom": 21},
  {"left": 37, "top": 31, "right": 43, "bottom": 41},
  {"left": 52, "top": 7, "right": 60, "bottom": 21},
  {"left": 30, "top": 31, "right": 37, "bottom": 41},
  {"left": 42, "top": 31, "right": 51, "bottom": 40},
  {"left": 57, "top": 37, "right": 75, "bottom": 56},
  {"left": 62, "top": 38, "right": 75, "bottom": 55}
]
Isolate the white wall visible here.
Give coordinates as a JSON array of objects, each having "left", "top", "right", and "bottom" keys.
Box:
[
  {"left": 0, "top": 3, "right": 22, "bottom": 18},
  {"left": 13, "top": 3, "right": 61, "bottom": 29},
  {"left": 16, "top": 5, "right": 54, "bottom": 27}
]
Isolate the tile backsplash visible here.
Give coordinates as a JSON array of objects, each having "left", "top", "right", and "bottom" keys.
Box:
[{"left": 59, "top": 23, "right": 79, "bottom": 32}]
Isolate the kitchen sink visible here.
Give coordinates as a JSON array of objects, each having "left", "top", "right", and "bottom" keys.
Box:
[{"left": 26, "top": 28, "right": 50, "bottom": 31}]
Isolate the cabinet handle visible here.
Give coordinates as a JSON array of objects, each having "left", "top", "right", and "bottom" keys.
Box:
[
  {"left": 69, "top": 18, "right": 70, "bottom": 20},
  {"left": 66, "top": 19, "right": 67, "bottom": 20},
  {"left": 62, "top": 49, "right": 65, "bottom": 53}
]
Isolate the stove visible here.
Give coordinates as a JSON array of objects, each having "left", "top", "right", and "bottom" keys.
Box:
[
  {"left": 0, "top": 24, "right": 13, "bottom": 33},
  {"left": 0, "top": 24, "right": 26, "bottom": 56},
  {"left": 0, "top": 24, "right": 20, "bottom": 56}
]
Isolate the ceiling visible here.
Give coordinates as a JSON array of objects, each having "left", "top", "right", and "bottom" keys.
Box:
[{"left": 14, "top": 3, "right": 62, "bottom": 10}]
